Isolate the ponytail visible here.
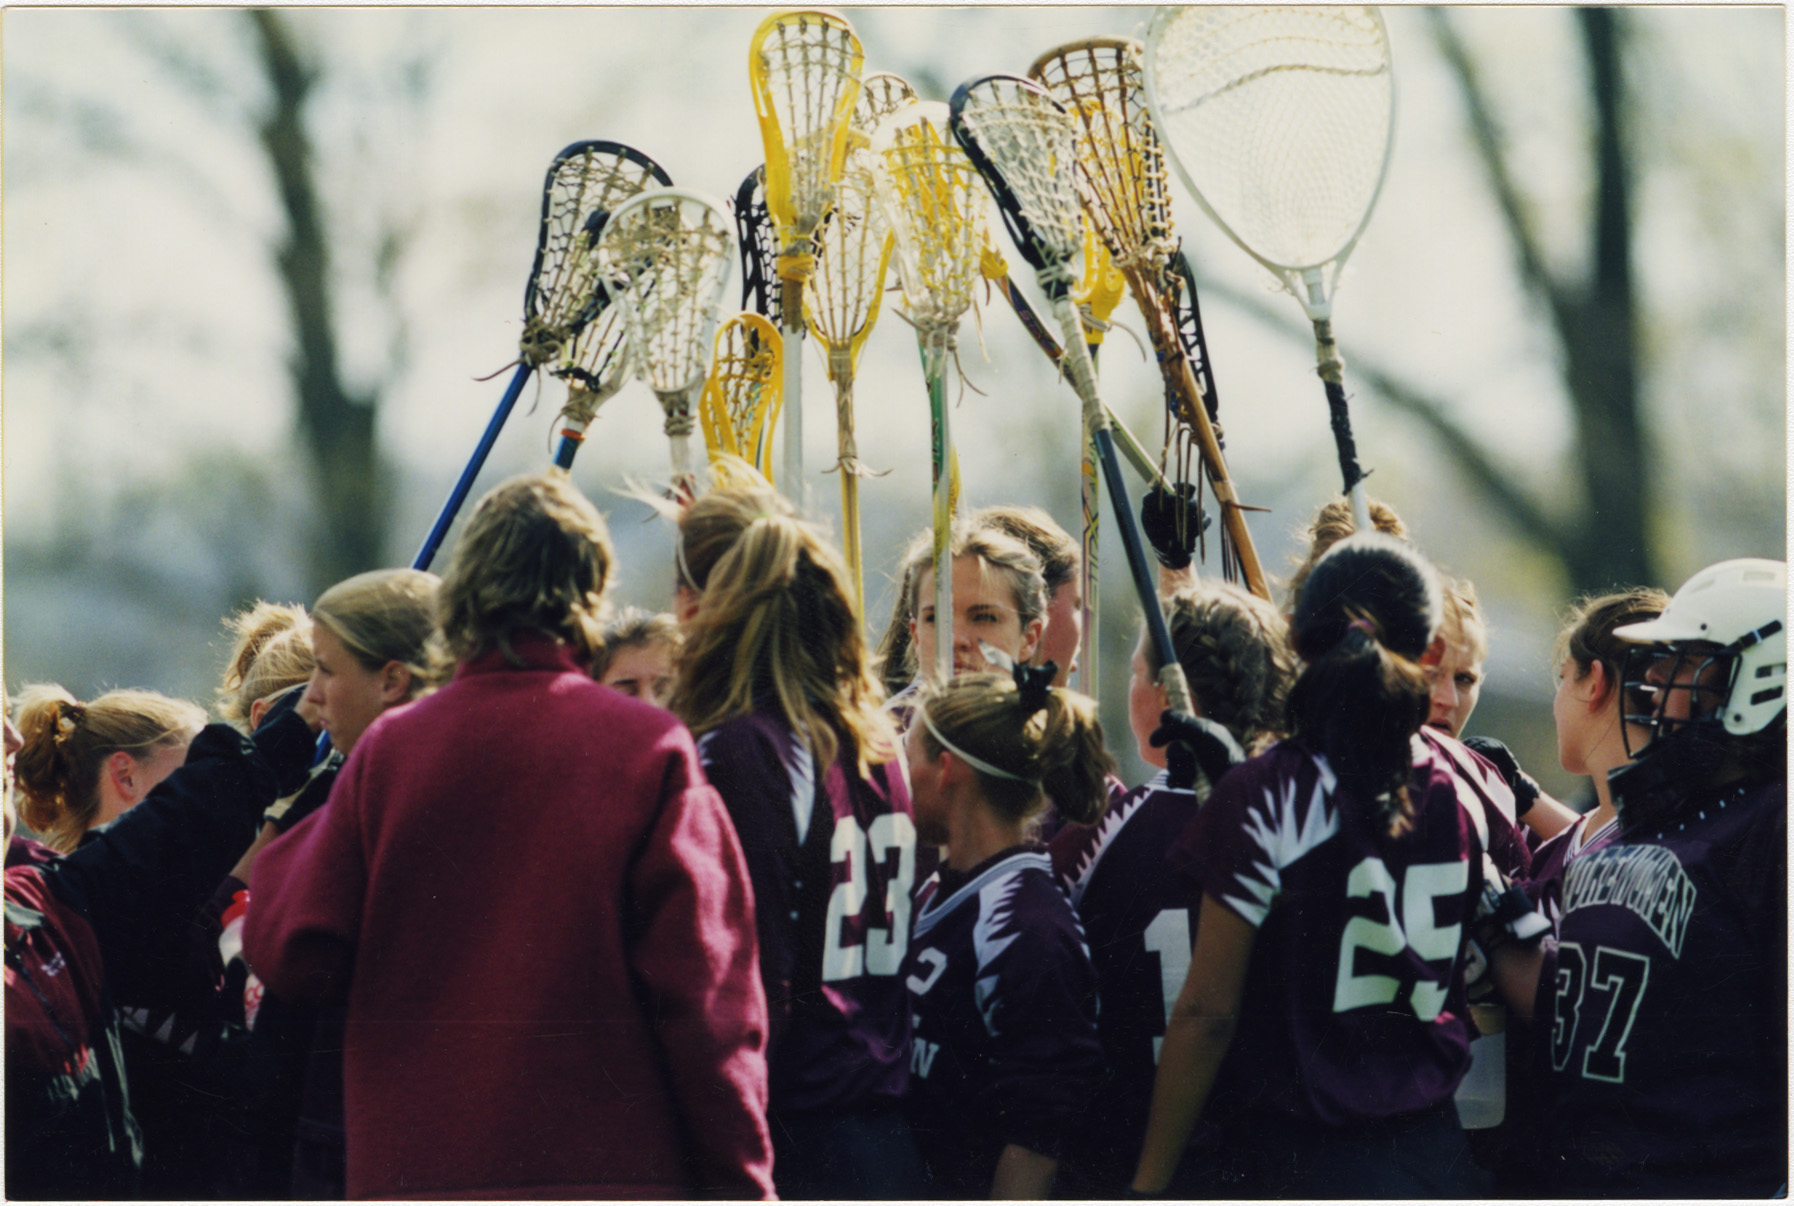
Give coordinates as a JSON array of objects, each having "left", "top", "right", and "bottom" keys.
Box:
[
  {"left": 915, "top": 671, "right": 1115, "bottom": 826},
  {"left": 217, "top": 600, "right": 314, "bottom": 729},
  {"left": 1286, "top": 534, "right": 1441, "bottom": 839}
]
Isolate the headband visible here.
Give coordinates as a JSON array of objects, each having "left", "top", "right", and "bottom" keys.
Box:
[{"left": 917, "top": 704, "right": 1034, "bottom": 784}]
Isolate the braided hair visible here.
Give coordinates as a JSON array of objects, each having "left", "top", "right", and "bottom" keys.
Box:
[{"left": 1145, "top": 582, "right": 1295, "bottom": 754}]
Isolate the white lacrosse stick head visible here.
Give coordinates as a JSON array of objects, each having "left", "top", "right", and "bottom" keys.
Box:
[
  {"left": 948, "top": 75, "right": 1085, "bottom": 298},
  {"left": 749, "top": 9, "right": 864, "bottom": 255},
  {"left": 807, "top": 158, "right": 892, "bottom": 373},
  {"left": 595, "top": 188, "right": 737, "bottom": 424},
  {"left": 1144, "top": 5, "right": 1394, "bottom": 319},
  {"left": 852, "top": 71, "right": 918, "bottom": 143},
  {"left": 869, "top": 101, "right": 989, "bottom": 349}
]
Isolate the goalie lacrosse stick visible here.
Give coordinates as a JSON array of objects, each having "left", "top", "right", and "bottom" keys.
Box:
[
  {"left": 1031, "top": 35, "right": 1270, "bottom": 599},
  {"left": 870, "top": 101, "right": 986, "bottom": 684},
  {"left": 1144, "top": 6, "right": 1394, "bottom": 532},
  {"left": 698, "top": 312, "right": 784, "bottom": 479},
  {"left": 950, "top": 73, "right": 1194, "bottom": 714},
  {"left": 414, "top": 139, "right": 666, "bottom": 568},
  {"left": 750, "top": 9, "right": 864, "bottom": 502},
  {"left": 594, "top": 187, "right": 736, "bottom": 499},
  {"left": 808, "top": 155, "right": 894, "bottom": 613}
]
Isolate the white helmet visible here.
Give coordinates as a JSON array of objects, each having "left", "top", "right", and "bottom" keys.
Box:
[{"left": 1613, "top": 558, "right": 1786, "bottom": 753}]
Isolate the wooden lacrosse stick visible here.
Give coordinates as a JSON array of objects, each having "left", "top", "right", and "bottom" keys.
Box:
[
  {"left": 749, "top": 9, "right": 864, "bottom": 503},
  {"left": 594, "top": 187, "right": 737, "bottom": 501},
  {"left": 414, "top": 140, "right": 666, "bottom": 569},
  {"left": 698, "top": 312, "right": 785, "bottom": 479},
  {"left": 808, "top": 154, "right": 894, "bottom": 613},
  {"left": 1145, "top": 7, "right": 1394, "bottom": 534},
  {"left": 1031, "top": 36, "right": 1270, "bottom": 599},
  {"left": 870, "top": 101, "right": 987, "bottom": 685},
  {"left": 951, "top": 73, "right": 1195, "bottom": 715}
]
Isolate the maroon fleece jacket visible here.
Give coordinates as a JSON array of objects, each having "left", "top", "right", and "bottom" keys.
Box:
[{"left": 245, "top": 633, "right": 774, "bottom": 1199}]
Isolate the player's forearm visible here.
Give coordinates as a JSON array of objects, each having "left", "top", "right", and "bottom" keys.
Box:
[
  {"left": 1490, "top": 940, "right": 1547, "bottom": 1022},
  {"left": 990, "top": 1143, "right": 1057, "bottom": 1199},
  {"left": 1131, "top": 1010, "right": 1236, "bottom": 1194}
]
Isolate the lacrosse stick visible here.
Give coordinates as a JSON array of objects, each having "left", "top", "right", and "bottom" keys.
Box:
[
  {"left": 699, "top": 312, "right": 785, "bottom": 479},
  {"left": 1144, "top": 6, "right": 1394, "bottom": 533},
  {"left": 870, "top": 101, "right": 986, "bottom": 684},
  {"left": 808, "top": 156, "right": 894, "bottom": 612},
  {"left": 950, "top": 74, "right": 1194, "bottom": 714},
  {"left": 1031, "top": 36, "right": 1270, "bottom": 598},
  {"left": 414, "top": 140, "right": 661, "bottom": 568},
  {"left": 594, "top": 187, "right": 737, "bottom": 499},
  {"left": 750, "top": 9, "right": 864, "bottom": 502},
  {"left": 733, "top": 165, "right": 784, "bottom": 327},
  {"left": 549, "top": 303, "right": 633, "bottom": 471}
]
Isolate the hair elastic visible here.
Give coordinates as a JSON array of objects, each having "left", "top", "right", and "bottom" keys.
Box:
[
  {"left": 918, "top": 704, "right": 1034, "bottom": 784},
  {"left": 1012, "top": 661, "right": 1057, "bottom": 715},
  {"left": 1347, "top": 617, "right": 1377, "bottom": 636}
]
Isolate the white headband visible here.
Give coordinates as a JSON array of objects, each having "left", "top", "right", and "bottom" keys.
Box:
[{"left": 917, "top": 704, "right": 1034, "bottom": 784}]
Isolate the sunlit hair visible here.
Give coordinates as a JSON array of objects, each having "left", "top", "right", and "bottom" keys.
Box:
[
  {"left": 914, "top": 672, "right": 1114, "bottom": 825},
  {"left": 970, "top": 504, "right": 1078, "bottom": 596},
  {"left": 314, "top": 568, "right": 441, "bottom": 699},
  {"left": 672, "top": 467, "right": 895, "bottom": 776},
  {"left": 1551, "top": 587, "right": 1671, "bottom": 704},
  {"left": 590, "top": 607, "right": 683, "bottom": 681},
  {"left": 1282, "top": 495, "right": 1408, "bottom": 613},
  {"left": 436, "top": 472, "right": 612, "bottom": 669},
  {"left": 217, "top": 600, "right": 315, "bottom": 730},
  {"left": 873, "top": 522, "right": 1048, "bottom": 688},
  {"left": 13, "top": 685, "right": 208, "bottom": 852},
  {"left": 1145, "top": 582, "right": 1295, "bottom": 754},
  {"left": 1287, "top": 533, "right": 1441, "bottom": 839},
  {"left": 1439, "top": 577, "right": 1489, "bottom": 667}
]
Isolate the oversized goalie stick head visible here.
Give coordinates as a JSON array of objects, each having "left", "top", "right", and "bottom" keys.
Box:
[
  {"left": 947, "top": 75, "right": 1086, "bottom": 302},
  {"left": 593, "top": 188, "right": 737, "bottom": 482},
  {"left": 699, "top": 312, "right": 785, "bottom": 481},
  {"left": 749, "top": 9, "right": 864, "bottom": 269},
  {"left": 1143, "top": 5, "right": 1394, "bottom": 319},
  {"left": 521, "top": 140, "right": 674, "bottom": 367},
  {"left": 869, "top": 100, "right": 989, "bottom": 354}
]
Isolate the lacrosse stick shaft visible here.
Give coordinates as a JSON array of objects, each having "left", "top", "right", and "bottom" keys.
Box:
[
  {"left": 780, "top": 278, "right": 805, "bottom": 501},
  {"left": 1051, "top": 294, "right": 1193, "bottom": 714},
  {"left": 414, "top": 361, "right": 532, "bottom": 571},
  {"left": 1313, "top": 316, "right": 1371, "bottom": 532},
  {"left": 1080, "top": 429, "right": 1100, "bottom": 696},
  {"left": 994, "top": 275, "right": 1175, "bottom": 496},
  {"left": 924, "top": 345, "right": 954, "bottom": 684},
  {"left": 833, "top": 364, "right": 866, "bottom": 612},
  {"left": 1130, "top": 268, "right": 1271, "bottom": 600}
]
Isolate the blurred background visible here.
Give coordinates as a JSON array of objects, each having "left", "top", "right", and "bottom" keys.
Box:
[{"left": 4, "top": 6, "right": 1784, "bottom": 801}]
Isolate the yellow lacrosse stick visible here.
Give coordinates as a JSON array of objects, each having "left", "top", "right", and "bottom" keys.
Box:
[
  {"left": 749, "top": 9, "right": 863, "bottom": 501},
  {"left": 699, "top": 313, "right": 785, "bottom": 482}
]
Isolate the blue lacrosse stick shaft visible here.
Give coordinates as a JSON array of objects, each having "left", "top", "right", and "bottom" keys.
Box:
[{"left": 412, "top": 361, "right": 534, "bottom": 571}]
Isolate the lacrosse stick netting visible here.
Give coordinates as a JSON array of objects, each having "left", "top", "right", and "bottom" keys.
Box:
[
  {"left": 594, "top": 188, "right": 737, "bottom": 498},
  {"left": 1145, "top": 5, "right": 1394, "bottom": 529},
  {"left": 699, "top": 312, "right": 784, "bottom": 480},
  {"left": 1031, "top": 38, "right": 1270, "bottom": 600},
  {"left": 414, "top": 140, "right": 664, "bottom": 569},
  {"left": 871, "top": 101, "right": 985, "bottom": 684},
  {"left": 750, "top": 9, "right": 864, "bottom": 500},
  {"left": 951, "top": 74, "right": 1196, "bottom": 715},
  {"left": 808, "top": 158, "right": 894, "bottom": 613},
  {"left": 549, "top": 304, "right": 633, "bottom": 471}
]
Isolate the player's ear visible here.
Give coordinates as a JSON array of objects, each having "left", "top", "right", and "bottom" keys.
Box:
[{"left": 379, "top": 661, "right": 413, "bottom": 705}]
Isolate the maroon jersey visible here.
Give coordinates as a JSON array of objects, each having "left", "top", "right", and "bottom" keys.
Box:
[
  {"left": 1176, "top": 738, "right": 1482, "bottom": 1128},
  {"left": 1420, "top": 727, "right": 1531, "bottom": 881},
  {"left": 902, "top": 847, "right": 1103, "bottom": 1197},
  {"left": 1048, "top": 773, "right": 1213, "bottom": 1192},
  {"left": 1522, "top": 812, "right": 1620, "bottom": 932},
  {"left": 1538, "top": 779, "right": 1786, "bottom": 1196},
  {"left": 698, "top": 713, "right": 915, "bottom": 1116}
]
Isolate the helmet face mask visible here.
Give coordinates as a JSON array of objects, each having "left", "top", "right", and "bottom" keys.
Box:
[{"left": 1619, "top": 642, "right": 1736, "bottom": 759}]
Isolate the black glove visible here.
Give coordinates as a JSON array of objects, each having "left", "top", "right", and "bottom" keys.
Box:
[
  {"left": 1462, "top": 735, "right": 1541, "bottom": 818},
  {"left": 250, "top": 687, "right": 320, "bottom": 799},
  {"left": 1150, "top": 708, "right": 1244, "bottom": 792},
  {"left": 1140, "top": 483, "right": 1209, "bottom": 571}
]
